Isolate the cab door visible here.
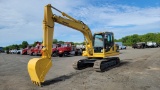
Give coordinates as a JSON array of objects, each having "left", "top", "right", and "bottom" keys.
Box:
[{"left": 104, "top": 32, "right": 114, "bottom": 52}]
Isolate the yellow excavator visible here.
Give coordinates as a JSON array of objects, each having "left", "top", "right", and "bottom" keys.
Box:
[{"left": 28, "top": 4, "right": 120, "bottom": 86}]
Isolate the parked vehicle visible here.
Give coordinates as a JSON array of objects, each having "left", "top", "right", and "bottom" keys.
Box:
[
  {"left": 157, "top": 43, "right": 160, "bottom": 47},
  {"left": 75, "top": 44, "right": 85, "bottom": 55},
  {"left": 17, "top": 49, "right": 22, "bottom": 54},
  {"left": 133, "top": 42, "right": 146, "bottom": 49},
  {"left": 0, "top": 47, "right": 3, "bottom": 53},
  {"left": 51, "top": 43, "right": 82, "bottom": 57},
  {"left": 70, "top": 46, "right": 82, "bottom": 56},
  {"left": 132, "top": 43, "right": 137, "bottom": 49},
  {"left": 51, "top": 44, "right": 59, "bottom": 57},
  {"left": 27, "top": 47, "right": 34, "bottom": 55},
  {"left": 6, "top": 50, "right": 9, "bottom": 54},
  {"left": 115, "top": 42, "right": 126, "bottom": 50},
  {"left": 21, "top": 46, "right": 32, "bottom": 55},
  {"left": 58, "top": 43, "right": 72, "bottom": 57},
  {"left": 32, "top": 46, "right": 42, "bottom": 56},
  {"left": 28, "top": 42, "right": 42, "bottom": 56},
  {"left": 9, "top": 49, "right": 18, "bottom": 54},
  {"left": 146, "top": 41, "right": 158, "bottom": 48},
  {"left": 153, "top": 42, "right": 158, "bottom": 47}
]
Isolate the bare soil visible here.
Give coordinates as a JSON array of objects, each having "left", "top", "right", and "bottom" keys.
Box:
[{"left": 0, "top": 47, "right": 160, "bottom": 90}]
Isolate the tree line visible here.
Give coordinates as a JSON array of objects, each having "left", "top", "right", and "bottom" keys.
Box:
[
  {"left": 3, "top": 32, "right": 160, "bottom": 50},
  {"left": 3, "top": 41, "right": 29, "bottom": 51},
  {"left": 115, "top": 33, "right": 160, "bottom": 46}
]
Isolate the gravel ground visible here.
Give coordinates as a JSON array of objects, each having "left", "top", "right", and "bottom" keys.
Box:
[{"left": 0, "top": 47, "right": 160, "bottom": 90}]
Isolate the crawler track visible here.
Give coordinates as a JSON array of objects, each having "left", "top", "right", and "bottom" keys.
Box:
[{"left": 73, "top": 57, "right": 120, "bottom": 72}]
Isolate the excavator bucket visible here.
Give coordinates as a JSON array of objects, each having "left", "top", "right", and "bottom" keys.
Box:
[{"left": 28, "top": 58, "right": 52, "bottom": 86}]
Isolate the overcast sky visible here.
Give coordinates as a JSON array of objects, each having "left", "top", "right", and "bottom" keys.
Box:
[{"left": 0, "top": 0, "right": 160, "bottom": 47}]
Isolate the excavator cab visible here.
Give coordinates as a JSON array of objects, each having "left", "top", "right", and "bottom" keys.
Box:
[
  {"left": 91, "top": 32, "right": 118, "bottom": 58},
  {"left": 93, "top": 32, "right": 114, "bottom": 53}
]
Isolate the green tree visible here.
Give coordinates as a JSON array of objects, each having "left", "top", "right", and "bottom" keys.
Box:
[
  {"left": 53, "top": 39, "right": 58, "bottom": 44},
  {"left": 21, "top": 41, "right": 29, "bottom": 48},
  {"left": 70, "top": 42, "right": 74, "bottom": 45},
  {"left": 58, "top": 41, "right": 64, "bottom": 44},
  {"left": 115, "top": 32, "right": 160, "bottom": 46},
  {"left": 143, "top": 33, "right": 155, "bottom": 42},
  {"left": 130, "top": 34, "right": 140, "bottom": 44},
  {"left": 155, "top": 33, "right": 160, "bottom": 43},
  {"left": 81, "top": 41, "right": 85, "bottom": 45},
  {"left": 13, "top": 44, "right": 19, "bottom": 49},
  {"left": 19, "top": 44, "right": 23, "bottom": 49}
]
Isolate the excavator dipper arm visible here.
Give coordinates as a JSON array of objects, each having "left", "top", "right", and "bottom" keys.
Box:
[{"left": 28, "top": 4, "right": 54, "bottom": 86}]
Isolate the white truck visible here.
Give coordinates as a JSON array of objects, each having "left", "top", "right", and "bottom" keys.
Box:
[
  {"left": 115, "top": 42, "right": 126, "bottom": 50},
  {"left": 146, "top": 41, "right": 157, "bottom": 48},
  {"left": 70, "top": 45, "right": 85, "bottom": 56}
]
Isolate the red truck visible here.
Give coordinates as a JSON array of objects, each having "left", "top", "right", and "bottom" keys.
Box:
[
  {"left": 58, "top": 44, "right": 72, "bottom": 57},
  {"left": 28, "top": 42, "right": 42, "bottom": 56},
  {"left": 51, "top": 44, "right": 59, "bottom": 57},
  {"left": 51, "top": 43, "right": 72, "bottom": 57},
  {"left": 21, "top": 46, "right": 32, "bottom": 55}
]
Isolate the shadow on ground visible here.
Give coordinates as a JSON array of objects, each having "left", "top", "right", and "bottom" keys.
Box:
[
  {"left": 42, "top": 69, "right": 89, "bottom": 86},
  {"left": 42, "top": 75, "right": 72, "bottom": 86},
  {"left": 118, "top": 60, "right": 130, "bottom": 67}
]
